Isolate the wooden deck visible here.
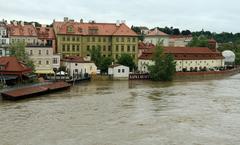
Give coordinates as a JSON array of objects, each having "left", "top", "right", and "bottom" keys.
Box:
[{"left": 1, "top": 82, "right": 71, "bottom": 100}]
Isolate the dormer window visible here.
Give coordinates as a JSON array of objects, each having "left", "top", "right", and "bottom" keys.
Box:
[{"left": 67, "top": 26, "right": 74, "bottom": 33}]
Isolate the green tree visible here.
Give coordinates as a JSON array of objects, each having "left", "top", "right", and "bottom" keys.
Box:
[
  {"left": 88, "top": 46, "right": 102, "bottom": 67},
  {"left": 117, "top": 53, "right": 136, "bottom": 72},
  {"left": 148, "top": 43, "right": 176, "bottom": 81},
  {"left": 188, "top": 36, "right": 209, "bottom": 47},
  {"left": 100, "top": 57, "right": 113, "bottom": 74},
  {"left": 9, "top": 42, "right": 35, "bottom": 70}
]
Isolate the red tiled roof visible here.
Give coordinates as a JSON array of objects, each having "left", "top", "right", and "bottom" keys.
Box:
[
  {"left": 0, "top": 57, "right": 32, "bottom": 74},
  {"left": 147, "top": 28, "right": 168, "bottom": 36},
  {"left": 62, "top": 56, "right": 94, "bottom": 63},
  {"left": 8, "top": 24, "right": 37, "bottom": 37},
  {"left": 139, "top": 47, "right": 224, "bottom": 60},
  {"left": 36, "top": 27, "right": 55, "bottom": 40},
  {"left": 53, "top": 21, "right": 138, "bottom": 36},
  {"left": 138, "top": 42, "right": 155, "bottom": 50}
]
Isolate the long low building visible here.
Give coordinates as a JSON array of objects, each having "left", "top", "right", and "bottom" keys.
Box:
[{"left": 138, "top": 45, "right": 225, "bottom": 73}]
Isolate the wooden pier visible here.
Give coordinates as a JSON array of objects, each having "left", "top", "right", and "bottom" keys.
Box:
[{"left": 1, "top": 82, "right": 71, "bottom": 100}]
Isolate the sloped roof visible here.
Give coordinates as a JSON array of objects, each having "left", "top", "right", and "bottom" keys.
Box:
[
  {"left": 8, "top": 24, "right": 37, "bottom": 37},
  {"left": 139, "top": 47, "right": 224, "bottom": 60},
  {"left": 147, "top": 28, "right": 168, "bottom": 36},
  {"left": 53, "top": 21, "right": 137, "bottom": 36},
  {"left": 62, "top": 56, "right": 94, "bottom": 63},
  {"left": 0, "top": 57, "right": 32, "bottom": 73},
  {"left": 36, "top": 27, "right": 55, "bottom": 40}
]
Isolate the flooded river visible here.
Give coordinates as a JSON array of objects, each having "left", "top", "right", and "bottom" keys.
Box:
[{"left": 1, "top": 74, "right": 240, "bottom": 145}]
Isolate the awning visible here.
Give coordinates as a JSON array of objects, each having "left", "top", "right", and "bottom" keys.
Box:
[
  {"left": 1, "top": 75, "right": 18, "bottom": 81},
  {"left": 35, "top": 69, "right": 55, "bottom": 74}
]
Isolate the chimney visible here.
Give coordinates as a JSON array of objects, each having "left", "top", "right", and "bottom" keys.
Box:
[
  {"left": 32, "top": 22, "right": 35, "bottom": 27},
  {"left": 20, "top": 21, "right": 24, "bottom": 26},
  {"left": 13, "top": 20, "right": 17, "bottom": 26},
  {"left": 80, "top": 18, "right": 83, "bottom": 23},
  {"left": 116, "top": 20, "right": 120, "bottom": 26},
  {"left": 64, "top": 17, "right": 69, "bottom": 22},
  {"left": 208, "top": 39, "right": 217, "bottom": 52}
]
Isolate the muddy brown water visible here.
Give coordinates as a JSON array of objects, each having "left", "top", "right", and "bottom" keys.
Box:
[{"left": 1, "top": 74, "right": 240, "bottom": 145}]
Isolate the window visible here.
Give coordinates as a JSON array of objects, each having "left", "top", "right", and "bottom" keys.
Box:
[
  {"left": 62, "top": 37, "right": 65, "bottom": 41},
  {"left": 118, "top": 69, "right": 121, "bottom": 73},
  {"left": 46, "top": 60, "right": 49, "bottom": 65},
  {"left": 0, "top": 50, "right": 2, "bottom": 56},
  {"left": 75, "top": 69, "right": 78, "bottom": 73},
  {"left": 92, "top": 37, "right": 95, "bottom": 42},
  {"left": 77, "top": 37, "right": 80, "bottom": 41},
  {"left": 38, "top": 61, "right": 41, "bottom": 65},
  {"left": 67, "top": 45, "right": 70, "bottom": 51},
  {"left": 72, "top": 45, "right": 75, "bottom": 51},
  {"left": 30, "top": 50, "right": 33, "bottom": 55},
  {"left": 133, "top": 38, "right": 136, "bottom": 42},
  {"left": 98, "top": 37, "right": 101, "bottom": 42},
  {"left": 87, "top": 37, "right": 90, "bottom": 42},
  {"left": 127, "top": 45, "right": 130, "bottom": 52},
  {"left": 108, "top": 45, "right": 111, "bottom": 51},
  {"left": 87, "top": 45, "right": 90, "bottom": 51},
  {"left": 132, "top": 45, "right": 135, "bottom": 52},
  {"left": 120, "top": 45, "right": 124, "bottom": 51},
  {"left": 127, "top": 37, "right": 130, "bottom": 42},
  {"left": 103, "top": 46, "right": 106, "bottom": 51},
  {"left": 53, "top": 58, "right": 58, "bottom": 64},
  {"left": 67, "top": 37, "right": 70, "bottom": 41},
  {"left": 116, "top": 45, "right": 119, "bottom": 52},
  {"left": 38, "top": 50, "right": 41, "bottom": 55},
  {"left": 46, "top": 50, "right": 49, "bottom": 55},
  {"left": 62, "top": 45, "right": 65, "bottom": 51},
  {"left": 103, "top": 37, "right": 106, "bottom": 42},
  {"left": 121, "top": 37, "right": 124, "bottom": 42},
  {"left": 75, "top": 63, "right": 78, "bottom": 66},
  {"left": 77, "top": 45, "right": 80, "bottom": 51},
  {"left": 67, "top": 26, "right": 73, "bottom": 33},
  {"left": 116, "top": 54, "right": 119, "bottom": 59},
  {"left": 122, "top": 69, "right": 125, "bottom": 73},
  {"left": 116, "top": 37, "right": 119, "bottom": 42},
  {"left": 92, "top": 45, "right": 95, "bottom": 50},
  {"left": 72, "top": 37, "right": 75, "bottom": 41}
]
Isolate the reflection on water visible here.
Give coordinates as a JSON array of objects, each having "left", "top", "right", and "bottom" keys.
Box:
[{"left": 1, "top": 75, "right": 240, "bottom": 145}]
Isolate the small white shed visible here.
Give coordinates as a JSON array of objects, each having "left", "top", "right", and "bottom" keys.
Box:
[{"left": 108, "top": 64, "right": 130, "bottom": 78}]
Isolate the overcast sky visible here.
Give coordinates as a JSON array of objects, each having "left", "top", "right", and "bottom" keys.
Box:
[{"left": 1, "top": 0, "right": 240, "bottom": 33}]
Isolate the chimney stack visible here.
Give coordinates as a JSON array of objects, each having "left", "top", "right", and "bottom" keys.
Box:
[
  {"left": 208, "top": 39, "right": 217, "bottom": 52},
  {"left": 32, "top": 22, "right": 35, "bottom": 27},
  {"left": 64, "top": 17, "right": 69, "bottom": 22},
  {"left": 116, "top": 20, "right": 120, "bottom": 26},
  {"left": 80, "top": 18, "right": 83, "bottom": 23},
  {"left": 20, "top": 21, "right": 24, "bottom": 26}
]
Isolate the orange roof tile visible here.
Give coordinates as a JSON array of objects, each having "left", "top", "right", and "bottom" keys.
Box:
[
  {"left": 0, "top": 57, "right": 32, "bottom": 73},
  {"left": 8, "top": 24, "right": 37, "bottom": 37},
  {"left": 36, "top": 27, "right": 55, "bottom": 40},
  {"left": 53, "top": 21, "right": 137, "bottom": 36},
  {"left": 147, "top": 28, "right": 168, "bottom": 36}
]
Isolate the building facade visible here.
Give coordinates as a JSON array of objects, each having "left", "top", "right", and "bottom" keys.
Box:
[
  {"left": 108, "top": 64, "right": 130, "bottom": 78},
  {"left": 144, "top": 28, "right": 169, "bottom": 46},
  {"left": 62, "top": 56, "right": 97, "bottom": 77},
  {"left": 53, "top": 18, "right": 138, "bottom": 63},
  {"left": 138, "top": 45, "right": 224, "bottom": 73},
  {"left": 0, "top": 20, "right": 10, "bottom": 57},
  {"left": 168, "top": 35, "right": 193, "bottom": 47},
  {"left": 26, "top": 47, "right": 60, "bottom": 74},
  {"left": 8, "top": 21, "right": 38, "bottom": 46}
]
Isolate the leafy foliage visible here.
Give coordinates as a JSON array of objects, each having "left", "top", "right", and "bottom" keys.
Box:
[
  {"left": 148, "top": 44, "right": 176, "bottom": 81},
  {"left": 88, "top": 46, "right": 102, "bottom": 67},
  {"left": 117, "top": 53, "right": 136, "bottom": 71},
  {"left": 9, "top": 42, "right": 35, "bottom": 70},
  {"left": 100, "top": 57, "right": 113, "bottom": 74},
  {"left": 188, "top": 36, "right": 209, "bottom": 47}
]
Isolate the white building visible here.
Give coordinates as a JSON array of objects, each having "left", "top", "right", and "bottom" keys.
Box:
[
  {"left": 138, "top": 46, "right": 225, "bottom": 73},
  {"left": 26, "top": 47, "right": 60, "bottom": 74},
  {"left": 144, "top": 28, "right": 169, "bottom": 46},
  {"left": 108, "top": 64, "right": 130, "bottom": 78},
  {"left": 62, "top": 56, "right": 97, "bottom": 77},
  {"left": 0, "top": 20, "right": 10, "bottom": 57},
  {"left": 169, "top": 35, "right": 192, "bottom": 47}
]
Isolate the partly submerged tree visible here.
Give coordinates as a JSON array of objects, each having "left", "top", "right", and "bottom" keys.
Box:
[
  {"left": 100, "top": 57, "right": 113, "bottom": 74},
  {"left": 117, "top": 53, "right": 136, "bottom": 72},
  {"left": 88, "top": 46, "right": 102, "bottom": 68},
  {"left": 9, "top": 42, "right": 35, "bottom": 71},
  {"left": 148, "top": 43, "right": 176, "bottom": 81}
]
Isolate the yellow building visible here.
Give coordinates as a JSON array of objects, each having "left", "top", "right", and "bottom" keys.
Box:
[{"left": 53, "top": 19, "right": 138, "bottom": 63}]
